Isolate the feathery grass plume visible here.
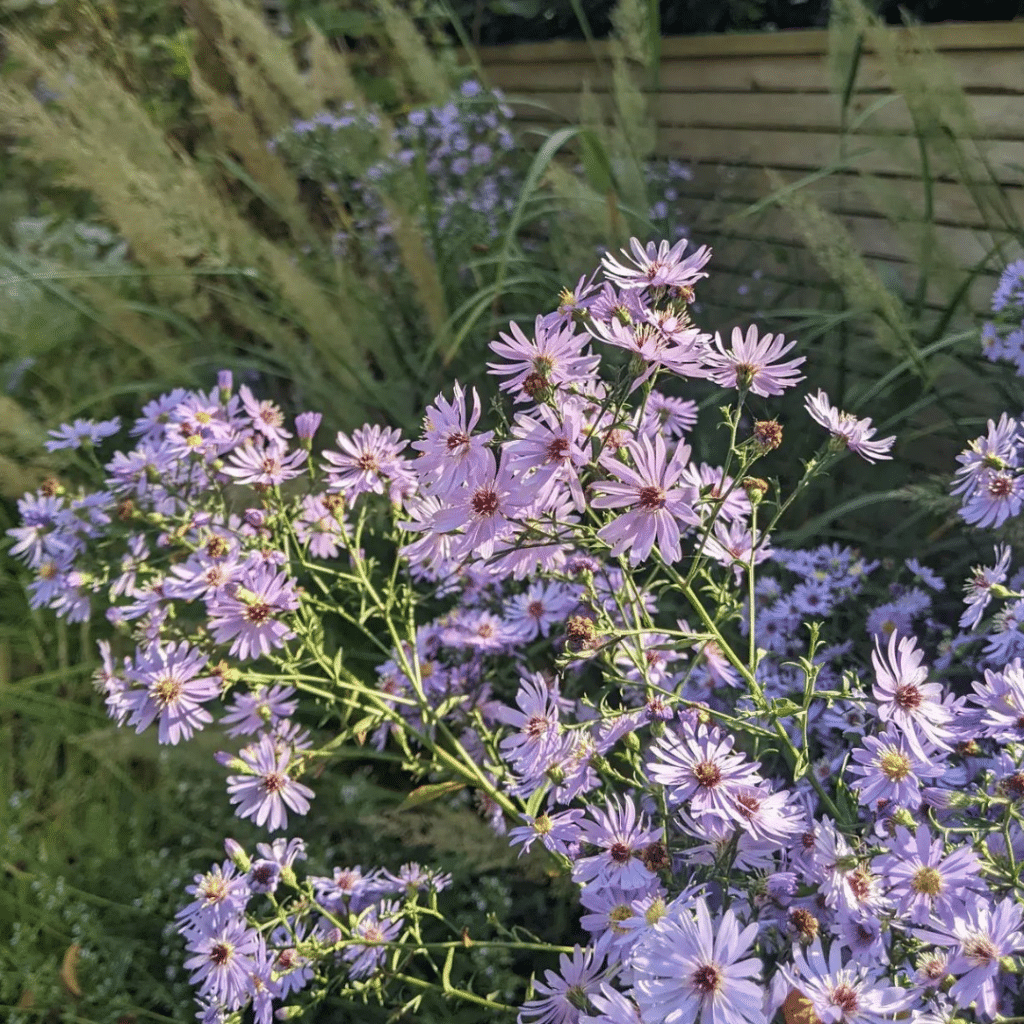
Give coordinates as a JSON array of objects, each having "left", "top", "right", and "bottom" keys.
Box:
[
  {"left": 306, "top": 23, "right": 364, "bottom": 108},
  {"left": 375, "top": 0, "right": 451, "bottom": 104},
  {"left": 765, "top": 168, "right": 919, "bottom": 368},
  {"left": 200, "top": 0, "right": 319, "bottom": 129}
]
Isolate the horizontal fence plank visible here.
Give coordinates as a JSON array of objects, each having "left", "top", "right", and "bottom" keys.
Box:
[
  {"left": 504, "top": 90, "right": 1024, "bottom": 139},
  {"left": 477, "top": 21, "right": 1024, "bottom": 64},
  {"left": 482, "top": 50, "right": 1024, "bottom": 96}
]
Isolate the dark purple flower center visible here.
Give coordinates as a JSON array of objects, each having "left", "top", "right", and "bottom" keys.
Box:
[
  {"left": 263, "top": 771, "right": 287, "bottom": 794},
  {"left": 963, "top": 934, "right": 998, "bottom": 965},
  {"left": 830, "top": 984, "right": 859, "bottom": 1012},
  {"left": 736, "top": 793, "right": 761, "bottom": 818},
  {"left": 989, "top": 473, "right": 1014, "bottom": 498},
  {"left": 471, "top": 487, "right": 499, "bottom": 516},
  {"left": 546, "top": 438, "right": 570, "bottom": 462},
  {"left": 693, "top": 760, "right": 722, "bottom": 788},
  {"left": 847, "top": 868, "right": 873, "bottom": 902},
  {"left": 357, "top": 452, "right": 379, "bottom": 472},
  {"left": 446, "top": 431, "right": 469, "bottom": 452},
  {"left": 525, "top": 715, "right": 549, "bottom": 738},
  {"left": 528, "top": 600, "right": 544, "bottom": 620},
  {"left": 691, "top": 964, "right": 721, "bottom": 994},
  {"left": 609, "top": 841, "right": 632, "bottom": 863},
  {"left": 894, "top": 684, "right": 922, "bottom": 709},
  {"left": 278, "top": 949, "right": 298, "bottom": 969},
  {"left": 245, "top": 602, "right": 272, "bottom": 624},
  {"left": 209, "top": 942, "right": 233, "bottom": 967},
  {"left": 252, "top": 863, "right": 276, "bottom": 886},
  {"left": 637, "top": 485, "right": 666, "bottom": 512}
]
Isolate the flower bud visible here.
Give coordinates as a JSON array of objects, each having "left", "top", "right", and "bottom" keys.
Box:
[
  {"left": 224, "top": 838, "right": 251, "bottom": 872},
  {"left": 742, "top": 477, "right": 769, "bottom": 504}
]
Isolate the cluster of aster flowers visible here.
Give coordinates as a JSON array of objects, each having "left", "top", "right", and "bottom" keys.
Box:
[
  {"left": 272, "top": 80, "right": 520, "bottom": 270},
  {"left": 14, "top": 237, "right": 1024, "bottom": 1024},
  {"left": 981, "top": 259, "right": 1024, "bottom": 375}
]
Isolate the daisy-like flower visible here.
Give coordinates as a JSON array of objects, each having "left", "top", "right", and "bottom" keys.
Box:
[
  {"left": 239, "top": 384, "right": 291, "bottom": 443},
  {"left": 496, "top": 672, "right": 564, "bottom": 777},
  {"left": 645, "top": 725, "right": 762, "bottom": 828},
  {"left": 591, "top": 433, "right": 701, "bottom": 565},
  {"left": 429, "top": 449, "right": 530, "bottom": 560},
  {"left": 207, "top": 563, "right": 300, "bottom": 662},
  {"left": 44, "top": 416, "right": 121, "bottom": 451},
  {"left": 959, "top": 468, "right": 1024, "bottom": 528},
  {"left": 221, "top": 684, "right": 298, "bottom": 737},
  {"left": 182, "top": 916, "right": 261, "bottom": 1011},
  {"left": 640, "top": 391, "right": 699, "bottom": 439},
  {"left": 505, "top": 399, "right": 591, "bottom": 511},
  {"left": 342, "top": 901, "right": 404, "bottom": 979},
  {"left": 221, "top": 440, "right": 307, "bottom": 487},
  {"left": 871, "top": 632, "right": 954, "bottom": 755},
  {"left": 519, "top": 945, "right": 605, "bottom": 1024},
  {"left": 223, "top": 733, "right": 315, "bottom": 832},
  {"left": 846, "top": 727, "right": 937, "bottom": 810},
  {"left": 782, "top": 939, "right": 916, "bottom": 1024},
  {"left": 969, "top": 658, "right": 1024, "bottom": 742},
  {"left": 951, "top": 413, "right": 1020, "bottom": 499},
  {"left": 123, "top": 640, "right": 220, "bottom": 745},
  {"left": 602, "top": 237, "right": 712, "bottom": 292},
  {"left": 871, "top": 826, "right": 983, "bottom": 927},
  {"left": 411, "top": 381, "right": 494, "bottom": 497},
  {"left": 488, "top": 316, "right": 599, "bottom": 402},
  {"left": 508, "top": 809, "right": 584, "bottom": 858},
  {"left": 804, "top": 391, "right": 895, "bottom": 463},
  {"left": 706, "top": 325, "right": 805, "bottom": 397},
  {"left": 176, "top": 861, "right": 251, "bottom": 931},
  {"left": 917, "top": 898, "right": 1024, "bottom": 1020},
  {"left": 321, "top": 424, "right": 413, "bottom": 502},
  {"left": 573, "top": 796, "right": 663, "bottom": 891},
  {"left": 961, "top": 545, "right": 1012, "bottom": 629},
  {"left": 632, "top": 897, "right": 765, "bottom": 1024}
]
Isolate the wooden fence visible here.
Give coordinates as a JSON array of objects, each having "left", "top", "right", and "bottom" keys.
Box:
[{"left": 474, "top": 22, "right": 1024, "bottom": 329}]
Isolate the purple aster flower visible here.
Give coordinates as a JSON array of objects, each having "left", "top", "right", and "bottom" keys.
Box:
[
  {"left": 706, "top": 325, "right": 805, "bottom": 396},
  {"left": 376, "top": 862, "right": 452, "bottom": 896},
  {"left": 123, "top": 641, "right": 220, "bottom": 745},
  {"left": 871, "top": 826, "right": 983, "bottom": 927},
  {"left": 321, "top": 424, "right": 413, "bottom": 502},
  {"left": 221, "top": 440, "right": 307, "bottom": 486},
  {"left": 411, "top": 381, "right": 494, "bottom": 497},
  {"left": 804, "top": 391, "right": 895, "bottom": 463},
  {"left": 591, "top": 433, "right": 701, "bottom": 565},
  {"left": 428, "top": 449, "right": 529, "bottom": 560},
  {"left": 572, "top": 796, "right": 662, "bottom": 891},
  {"left": 505, "top": 400, "right": 591, "bottom": 511},
  {"left": 238, "top": 385, "right": 291, "bottom": 443},
  {"left": 294, "top": 493, "right": 346, "bottom": 559},
  {"left": 992, "top": 258, "right": 1024, "bottom": 312},
  {"left": 588, "top": 317, "right": 710, "bottom": 387},
  {"left": 223, "top": 733, "right": 314, "bottom": 832},
  {"left": 951, "top": 413, "right": 1021, "bottom": 497},
  {"left": 601, "top": 237, "right": 712, "bottom": 292},
  {"left": 504, "top": 580, "right": 579, "bottom": 641},
  {"left": 342, "top": 900, "right": 404, "bottom": 979},
  {"left": 631, "top": 897, "right": 765, "bottom": 1024},
  {"left": 176, "top": 861, "right": 251, "bottom": 931},
  {"left": 640, "top": 391, "right": 699, "bottom": 440},
  {"left": 961, "top": 545, "right": 1012, "bottom": 629},
  {"left": 310, "top": 865, "right": 381, "bottom": 914},
  {"left": 488, "top": 316, "right": 600, "bottom": 403},
  {"left": 782, "top": 939, "right": 916, "bottom": 1024},
  {"left": 580, "top": 984, "right": 642, "bottom": 1024},
  {"left": 846, "top": 727, "right": 938, "bottom": 810},
  {"left": 221, "top": 684, "right": 298, "bottom": 737},
  {"left": 959, "top": 468, "right": 1024, "bottom": 528},
  {"left": 207, "top": 563, "right": 299, "bottom": 661},
  {"left": 646, "top": 725, "right": 762, "bottom": 828},
  {"left": 969, "top": 658, "right": 1024, "bottom": 742},
  {"left": 519, "top": 945, "right": 605, "bottom": 1024},
  {"left": 183, "top": 917, "right": 261, "bottom": 1011},
  {"left": 871, "top": 633, "right": 954, "bottom": 755},
  {"left": 45, "top": 416, "right": 121, "bottom": 451},
  {"left": 509, "top": 809, "right": 585, "bottom": 857},
  {"left": 917, "top": 898, "right": 1024, "bottom": 1020},
  {"left": 495, "top": 672, "right": 564, "bottom": 776}
]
